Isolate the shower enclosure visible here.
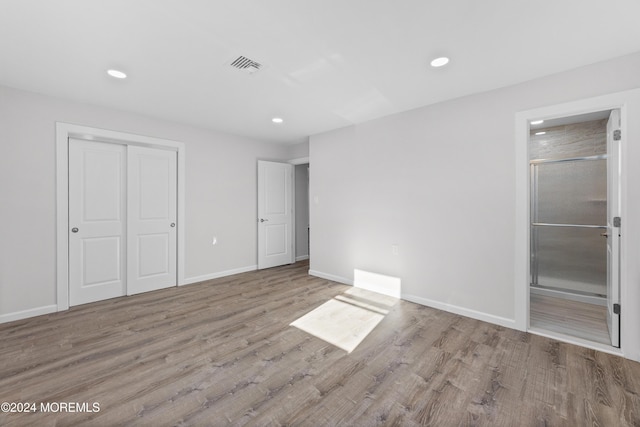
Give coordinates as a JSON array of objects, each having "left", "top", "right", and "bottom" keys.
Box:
[
  {"left": 530, "top": 155, "right": 607, "bottom": 298},
  {"left": 528, "top": 112, "right": 621, "bottom": 347}
]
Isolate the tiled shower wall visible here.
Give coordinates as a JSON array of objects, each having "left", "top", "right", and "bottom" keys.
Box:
[{"left": 529, "top": 118, "right": 606, "bottom": 160}]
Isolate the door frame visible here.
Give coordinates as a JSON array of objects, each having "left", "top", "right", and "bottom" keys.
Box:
[
  {"left": 515, "top": 88, "right": 640, "bottom": 359},
  {"left": 289, "top": 157, "right": 310, "bottom": 262},
  {"left": 56, "top": 122, "right": 186, "bottom": 311}
]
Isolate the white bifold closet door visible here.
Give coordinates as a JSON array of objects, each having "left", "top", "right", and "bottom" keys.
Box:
[{"left": 68, "top": 139, "right": 177, "bottom": 306}]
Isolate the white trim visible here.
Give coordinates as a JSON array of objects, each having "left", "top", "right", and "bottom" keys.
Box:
[
  {"left": 289, "top": 156, "right": 309, "bottom": 165},
  {"left": 514, "top": 110, "right": 529, "bottom": 331},
  {"left": 56, "top": 125, "right": 70, "bottom": 311},
  {"left": 291, "top": 158, "right": 310, "bottom": 267},
  {"left": 308, "top": 270, "right": 516, "bottom": 328},
  {"left": 290, "top": 163, "right": 296, "bottom": 266},
  {"left": 182, "top": 265, "right": 257, "bottom": 285},
  {"left": 402, "top": 293, "right": 517, "bottom": 329},
  {"left": 177, "top": 140, "right": 186, "bottom": 287},
  {"left": 515, "top": 88, "right": 640, "bottom": 361},
  {"left": 56, "top": 122, "right": 186, "bottom": 311},
  {"left": 0, "top": 305, "right": 58, "bottom": 324},
  {"left": 308, "top": 270, "right": 353, "bottom": 286},
  {"left": 354, "top": 269, "right": 401, "bottom": 298}
]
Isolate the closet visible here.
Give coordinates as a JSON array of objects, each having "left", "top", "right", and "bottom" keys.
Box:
[{"left": 68, "top": 138, "right": 177, "bottom": 305}]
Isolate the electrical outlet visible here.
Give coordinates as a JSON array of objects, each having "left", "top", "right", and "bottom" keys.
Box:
[{"left": 391, "top": 245, "right": 399, "bottom": 255}]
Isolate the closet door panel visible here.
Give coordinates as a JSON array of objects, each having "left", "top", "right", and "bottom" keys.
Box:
[
  {"left": 68, "top": 139, "right": 126, "bottom": 305},
  {"left": 127, "top": 146, "right": 177, "bottom": 295}
]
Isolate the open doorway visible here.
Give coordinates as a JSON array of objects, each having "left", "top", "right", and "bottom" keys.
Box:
[
  {"left": 527, "top": 110, "right": 621, "bottom": 347},
  {"left": 294, "top": 163, "right": 310, "bottom": 262},
  {"left": 256, "top": 159, "right": 309, "bottom": 270}
]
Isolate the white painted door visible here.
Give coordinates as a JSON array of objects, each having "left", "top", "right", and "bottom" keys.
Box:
[
  {"left": 127, "top": 146, "right": 178, "bottom": 295},
  {"left": 69, "top": 139, "right": 126, "bottom": 305},
  {"left": 258, "top": 161, "right": 294, "bottom": 269},
  {"left": 606, "top": 109, "right": 621, "bottom": 347}
]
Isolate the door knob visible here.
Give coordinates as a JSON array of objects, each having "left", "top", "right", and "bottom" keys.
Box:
[
  {"left": 71, "top": 227, "right": 79, "bottom": 233},
  {"left": 170, "top": 223, "right": 176, "bottom": 227},
  {"left": 260, "top": 218, "right": 268, "bottom": 223},
  {"left": 600, "top": 232, "right": 609, "bottom": 237}
]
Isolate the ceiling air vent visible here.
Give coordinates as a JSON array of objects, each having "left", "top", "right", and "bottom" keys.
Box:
[{"left": 229, "top": 56, "right": 262, "bottom": 74}]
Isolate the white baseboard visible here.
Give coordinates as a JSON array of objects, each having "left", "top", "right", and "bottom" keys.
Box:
[
  {"left": 307, "top": 270, "right": 515, "bottom": 329},
  {"left": 0, "top": 304, "right": 58, "bottom": 324},
  {"left": 401, "top": 293, "right": 517, "bottom": 329},
  {"left": 182, "top": 265, "right": 257, "bottom": 286},
  {"left": 308, "top": 270, "right": 353, "bottom": 286},
  {"left": 295, "top": 255, "right": 310, "bottom": 262},
  {"left": 353, "top": 269, "right": 401, "bottom": 298}
]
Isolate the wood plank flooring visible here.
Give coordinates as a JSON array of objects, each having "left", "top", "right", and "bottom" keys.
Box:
[
  {"left": 1, "top": 261, "right": 640, "bottom": 426},
  {"left": 530, "top": 293, "right": 611, "bottom": 345}
]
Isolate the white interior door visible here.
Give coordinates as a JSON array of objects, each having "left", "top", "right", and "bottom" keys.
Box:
[
  {"left": 258, "top": 160, "right": 294, "bottom": 269},
  {"left": 127, "top": 146, "right": 177, "bottom": 295},
  {"left": 606, "top": 109, "right": 621, "bottom": 348},
  {"left": 69, "top": 139, "right": 126, "bottom": 305}
]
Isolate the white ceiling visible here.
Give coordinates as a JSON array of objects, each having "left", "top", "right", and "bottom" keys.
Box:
[{"left": 2, "top": 1, "right": 640, "bottom": 144}]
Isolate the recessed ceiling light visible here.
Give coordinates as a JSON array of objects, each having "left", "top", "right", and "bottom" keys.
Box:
[
  {"left": 107, "top": 69, "right": 127, "bottom": 79},
  {"left": 272, "top": 117, "right": 283, "bottom": 124},
  {"left": 531, "top": 120, "right": 544, "bottom": 125},
  {"left": 535, "top": 131, "right": 546, "bottom": 135},
  {"left": 430, "top": 57, "right": 450, "bottom": 68}
]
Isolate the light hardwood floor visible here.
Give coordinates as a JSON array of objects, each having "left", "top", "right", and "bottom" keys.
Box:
[{"left": 1, "top": 261, "right": 640, "bottom": 426}]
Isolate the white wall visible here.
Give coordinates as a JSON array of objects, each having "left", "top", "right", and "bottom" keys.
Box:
[
  {"left": 288, "top": 140, "right": 309, "bottom": 159},
  {"left": 309, "top": 52, "right": 640, "bottom": 328},
  {"left": 0, "top": 85, "right": 295, "bottom": 321},
  {"left": 295, "top": 164, "right": 310, "bottom": 259}
]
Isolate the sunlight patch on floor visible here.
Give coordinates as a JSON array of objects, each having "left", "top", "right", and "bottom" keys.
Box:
[{"left": 291, "top": 287, "right": 398, "bottom": 353}]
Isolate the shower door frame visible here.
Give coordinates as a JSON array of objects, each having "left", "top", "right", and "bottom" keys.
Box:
[
  {"left": 529, "top": 154, "right": 608, "bottom": 301},
  {"left": 514, "top": 89, "right": 640, "bottom": 359}
]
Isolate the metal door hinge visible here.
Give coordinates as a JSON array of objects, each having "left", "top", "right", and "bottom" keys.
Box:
[
  {"left": 613, "top": 303, "right": 621, "bottom": 315},
  {"left": 614, "top": 217, "right": 621, "bottom": 227},
  {"left": 614, "top": 129, "right": 622, "bottom": 141}
]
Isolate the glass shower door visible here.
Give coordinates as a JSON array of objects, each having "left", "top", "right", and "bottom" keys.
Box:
[{"left": 530, "top": 156, "right": 607, "bottom": 297}]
